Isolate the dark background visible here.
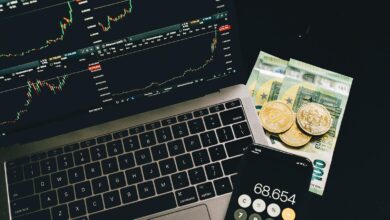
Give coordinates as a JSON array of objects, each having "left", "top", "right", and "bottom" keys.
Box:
[{"left": 235, "top": 1, "right": 390, "bottom": 219}]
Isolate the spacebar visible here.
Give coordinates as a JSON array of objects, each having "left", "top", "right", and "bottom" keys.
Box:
[{"left": 90, "top": 193, "right": 177, "bottom": 220}]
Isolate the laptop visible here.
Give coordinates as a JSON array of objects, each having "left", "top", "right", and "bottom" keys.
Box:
[{"left": 0, "top": 0, "right": 267, "bottom": 219}]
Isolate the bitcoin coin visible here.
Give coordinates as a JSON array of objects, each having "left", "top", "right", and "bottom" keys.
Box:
[
  {"left": 279, "top": 122, "right": 311, "bottom": 148},
  {"left": 297, "top": 103, "right": 332, "bottom": 136},
  {"left": 259, "top": 101, "right": 295, "bottom": 133}
]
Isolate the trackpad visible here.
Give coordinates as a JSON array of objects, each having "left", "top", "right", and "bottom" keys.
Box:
[{"left": 151, "top": 205, "right": 211, "bottom": 220}]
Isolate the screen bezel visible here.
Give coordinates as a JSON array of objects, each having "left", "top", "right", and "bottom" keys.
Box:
[{"left": 0, "top": 0, "right": 246, "bottom": 147}]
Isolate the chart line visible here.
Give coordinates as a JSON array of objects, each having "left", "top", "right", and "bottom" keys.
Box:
[
  {"left": 0, "top": 1, "right": 73, "bottom": 58},
  {"left": 112, "top": 30, "right": 218, "bottom": 97},
  {"left": 0, "top": 75, "right": 69, "bottom": 126},
  {"left": 97, "top": 0, "right": 133, "bottom": 32}
]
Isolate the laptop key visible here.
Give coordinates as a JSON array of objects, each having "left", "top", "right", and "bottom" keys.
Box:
[
  {"left": 188, "top": 167, "right": 206, "bottom": 185},
  {"left": 123, "top": 136, "right": 140, "bottom": 152},
  {"left": 101, "top": 157, "right": 119, "bottom": 174},
  {"left": 120, "top": 186, "right": 138, "bottom": 204},
  {"left": 118, "top": 153, "right": 135, "bottom": 170},
  {"left": 176, "top": 186, "right": 198, "bottom": 206},
  {"left": 74, "top": 149, "right": 91, "bottom": 165},
  {"left": 151, "top": 144, "right": 169, "bottom": 161},
  {"left": 58, "top": 186, "right": 75, "bottom": 203},
  {"left": 51, "top": 171, "right": 68, "bottom": 188},
  {"left": 48, "top": 148, "right": 64, "bottom": 157},
  {"left": 225, "top": 100, "right": 241, "bottom": 109},
  {"left": 154, "top": 176, "right": 172, "bottom": 194},
  {"left": 107, "top": 140, "right": 124, "bottom": 156},
  {"left": 222, "top": 156, "right": 241, "bottom": 175},
  {"left": 9, "top": 180, "right": 34, "bottom": 200},
  {"left": 103, "top": 190, "right": 121, "bottom": 209},
  {"left": 113, "top": 130, "right": 129, "bottom": 139},
  {"left": 130, "top": 125, "right": 145, "bottom": 135},
  {"left": 14, "top": 210, "right": 50, "bottom": 220},
  {"left": 57, "top": 153, "right": 74, "bottom": 170},
  {"left": 197, "top": 182, "right": 216, "bottom": 200},
  {"left": 192, "top": 149, "right": 210, "bottom": 166},
  {"left": 41, "top": 190, "right": 58, "bottom": 208},
  {"left": 137, "top": 181, "right": 156, "bottom": 199},
  {"left": 89, "top": 193, "right": 177, "bottom": 220},
  {"left": 167, "top": 139, "right": 185, "bottom": 156},
  {"left": 142, "top": 163, "right": 160, "bottom": 180},
  {"left": 85, "top": 162, "right": 102, "bottom": 179},
  {"left": 225, "top": 137, "right": 253, "bottom": 157},
  {"left": 200, "top": 130, "right": 218, "bottom": 147},
  {"left": 159, "top": 158, "right": 177, "bottom": 175},
  {"left": 24, "top": 163, "right": 40, "bottom": 179},
  {"left": 139, "top": 131, "right": 157, "bottom": 148},
  {"left": 40, "top": 158, "right": 57, "bottom": 174},
  {"left": 109, "top": 172, "right": 126, "bottom": 189},
  {"left": 125, "top": 167, "right": 143, "bottom": 185},
  {"left": 146, "top": 121, "right": 161, "bottom": 130},
  {"left": 220, "top": 107, "right": 245, "bottom": 126},
  {"left": 205, "top": 163, "right": 223, "bottom": 180},
  {"left": 51, "top": 204, "right": 69, "bottom": 220},
  {"left": 90, "top": 144, "right": 108, "bottom": 161},
  {"left": 69, "top": 200, "right": 86, "bottom": 218},
  {"left": 209, "top": 144, "right": 227, "bottom": 161},
  {"left": 184, "top": 135, "right": 202, "bottom": 152},
  {"left": 172, "top": 122, "right": 189, "bottom": 138},
  {"left": 80, "top": 139, "right": 96, "bottom": 148},
  {"left": 233, "top": 122, "right": 251, "bottom": 138},
  {"left": 92, "top": 176, "right": 109, "bottom": 194},
  {"left": 171, "top": 171, "right": 189, "bottom": 189},
  {"left": 97, "top": 134, "right": 113, "bottom": 144},
  {"left": 214, "top": 177, "right": 233, "bottom": 195},
  {"left": 68, "top": 166, "right": 85, "bottom": 183},
  {"left": 204, "top": 114, "right": 222, "bottom": 130},
  {"left": 7, "top": 156, "right": 30, "bottom": 169},
  {"left": 155, "top": 127, "right": 173, "bottom": 143},
  {"left": 7, "top": 167, "right": 24, "bottom": 184},
  {"left": 64, "top": 143, "right": 80, "bottom": 152},
  {"left": 175, "top": 154, "right": 194, "bottom": 171},
  {"left": 194, "top": 108, "right": 209, "bottom": 117},
  {"left": 34, "top": 175, "right": 51, "bottom": 193},
  {"left": 75, "top": 181, "right": 92, "bottom": 199},
  {"left": 10, "top": 195, "right": 40, "bottom": 217},
  {"left": 216, "top": 126, "right": 235, "bottom": 143},
  {"left": 178, "top": 113, "right": 193, "bottom": 122},
  {"left": 87, "top": 195, "right": 104, "bottom": 214},
  {"left": 209, "top": 104, "right": 225, "bottom": 113},
  {"left": 188, "top": 118, "right": 205, "bottom": 134},
  {"left": 162, "top": 117, "right": 177, "bottom": 126},
  {"left": 135, "top": 148, "right": 152, "bottom": 165},
  {"left": 31, "top": 152, "right": 47, "bottom": 161}
]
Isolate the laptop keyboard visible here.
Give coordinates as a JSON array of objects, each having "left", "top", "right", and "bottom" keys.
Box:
[{"left": 5, "top": 99, "right": 254, "bottom": 220}]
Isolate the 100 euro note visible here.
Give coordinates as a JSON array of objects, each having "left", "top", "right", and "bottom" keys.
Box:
[
  {"left": 246, "top": 51, "right": 288, "bottom": 115},
  {"left": 268, "top": 59, "right": 353, "bottom": 196}
]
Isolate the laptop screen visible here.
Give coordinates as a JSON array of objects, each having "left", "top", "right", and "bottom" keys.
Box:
[{"left": 0, "top": 0, "right": 243, "bottom": 146}]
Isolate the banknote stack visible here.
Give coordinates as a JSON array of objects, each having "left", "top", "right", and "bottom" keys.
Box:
[{"left": 247, "top": 51, "right": 353, "bottom": 196}]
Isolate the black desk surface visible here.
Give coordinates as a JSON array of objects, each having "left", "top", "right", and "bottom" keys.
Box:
[{"left": 235, "top": 1, "right": 390, "bottom": 219}]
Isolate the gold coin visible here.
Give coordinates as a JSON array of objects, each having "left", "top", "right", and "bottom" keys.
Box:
[
  {"left": 297, "top": 103, "right": 333, "bottom": 136},
  {"left": 259, "top": 101, "right": 295, "bottom": 133},
  {"left": 279, "top": 122, "right": 311, "bottom": 148}
]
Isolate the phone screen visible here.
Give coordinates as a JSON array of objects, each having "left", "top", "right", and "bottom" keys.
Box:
[{"left": 225, "top": 144, "right": 313, "bottom": 220}]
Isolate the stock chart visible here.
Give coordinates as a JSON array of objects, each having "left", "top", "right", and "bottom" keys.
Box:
[{"left": 0, "top": 0, "right": 239, "bottom": 142}]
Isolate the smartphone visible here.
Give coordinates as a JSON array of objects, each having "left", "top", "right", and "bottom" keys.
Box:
[{"left": 225, "top": 144, "right": 313, "bottom": 220}]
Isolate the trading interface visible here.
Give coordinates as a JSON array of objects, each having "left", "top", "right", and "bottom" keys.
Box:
[{"left": 0, "top": 0, "right": 239, "bottom": 140}]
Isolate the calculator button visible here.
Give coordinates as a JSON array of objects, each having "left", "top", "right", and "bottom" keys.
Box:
[
  {"left": 234, "top": 209, "right": 248, "bottom": 220},
  {"left": 248, "top": 213, "right": 262, "bottom": 220},
  {"left": 252, "top": 199, "right": 266, "bottom": 213},
  {"left": 281, "top": 208, "right": 296, "bottom": 220},
  {"left": 238, "top": 194, "right": 251, "bottom": 208},
  {"left": 267, "top": 203, "right": 281, "bottom": 218}
]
